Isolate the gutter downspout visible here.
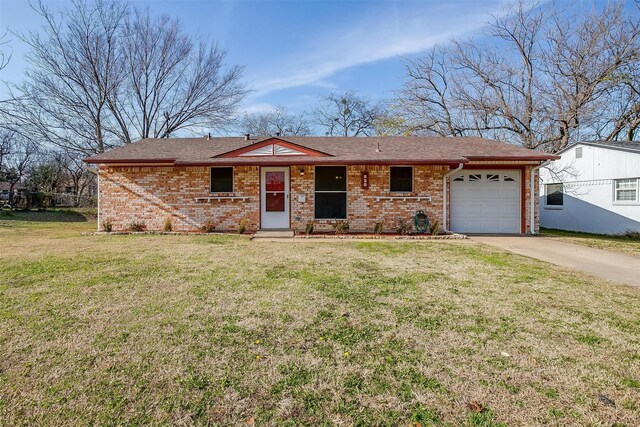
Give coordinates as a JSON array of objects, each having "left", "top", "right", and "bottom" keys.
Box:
[
  {"left": 529, "top": 160, "right": 550, "bottom": 235},
  {"left": 442, "top": 163, "right": 464, "bottom": 232}
]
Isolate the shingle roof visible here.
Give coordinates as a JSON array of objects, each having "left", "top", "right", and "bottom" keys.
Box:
[
  {"left": 571, "top": 140, "right": 640, "bottom": 154},
  {"left": 84, "top": 136, "right": 558, "bottom": 165}
]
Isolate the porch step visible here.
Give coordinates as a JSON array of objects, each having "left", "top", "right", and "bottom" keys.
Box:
[{"left": 252, "top": 229, "right": 294, "bottom": 240}]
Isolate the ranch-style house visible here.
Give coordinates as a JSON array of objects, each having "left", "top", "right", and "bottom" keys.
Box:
[{"left": 84, "top": 136, "right": 558, "bottom": 234}]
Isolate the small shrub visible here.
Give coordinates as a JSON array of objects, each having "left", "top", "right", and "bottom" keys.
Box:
[
  {"left": 429, "top": 220, "right": 440, "bottom": 236},
  {"left": 397, "top": 218, "right": 412, "bottom": 235},
  {"left": 373, "top": 220, "right": 385, "bottom": 235},
  {"left": 619, "top": 229, "right": 640, "bottom": 240},
  {"left": 238, "top": 218, "right": 247, "bottom": 234},
  {"left": 163, "top": 217, "right": 173, "bottom": 232},
  {"left": 101, "top": 219, "right": 113, "bottom": 232},
  {"left": 305, "top": 220, "right": 314, "bottom": 235},
  {"left": 333, "top": 220, "right": 349, "bottom": 235},
  {"left": 128, "top": 220, "right": 147, "bottom": 232},
  {"left": 201, "top": 219, "right": 216, "bottom": 233},
  {"left": 1, "top": 210, "right": 14, "bottom": 217}
]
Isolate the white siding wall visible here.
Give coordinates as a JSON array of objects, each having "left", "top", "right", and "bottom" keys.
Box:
[{"left": 539, "top": 144, "right": 640, "bottom": 234}]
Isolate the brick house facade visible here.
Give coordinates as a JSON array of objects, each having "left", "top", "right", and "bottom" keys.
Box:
[{"left": 88, "top": 136, "right": 555, "bottom": 234}]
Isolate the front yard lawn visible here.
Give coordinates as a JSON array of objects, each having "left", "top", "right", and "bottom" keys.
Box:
[
  {"left": 540, "top": 227, "right": 640, "bottom": 257},
  {"left": 1, "top": 214, "right": 639, "bottom": 426}
]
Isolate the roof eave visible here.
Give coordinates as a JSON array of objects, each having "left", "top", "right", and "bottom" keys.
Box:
[
  {"left": 560, "top": 141, "right": 640, "bottom": 155},
  {"left": 465, "top": 155, "right": 560, "bottom": 161},
  {"left": 83, "top": 158, "right": 177, "bottom": 165},
  {"left": 175, "top": 158, "right": 470, "bottom": 167}
]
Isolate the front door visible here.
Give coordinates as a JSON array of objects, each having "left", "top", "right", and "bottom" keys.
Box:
[{"left": 260, "top": 167, "right": 290, "bottom": 229}]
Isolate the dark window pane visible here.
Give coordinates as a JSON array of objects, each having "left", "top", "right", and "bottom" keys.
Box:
[
  {"left": 266, "top": 192, "right": 285, "bottom": 211},
  {"left": 315, "top": 166, "right": 346, "bottom": 191},
  {"left": 210, "top": 167, "right": 233, "bottom": 192},
  {"left": 315, "top": 193, "right": 347, "bottom": 219},
  {"left": 265, "top": 171, "right": 285, "bottom": 191},
  {"left": 546, "top": 184, "right": 563, "bottom": 206},
  {"left": 390, "top": 167, "right": 412, "bottom": 192}
]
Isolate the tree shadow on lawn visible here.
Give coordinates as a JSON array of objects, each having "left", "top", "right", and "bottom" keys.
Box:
[{"left": 0, "top": 209, "right": 91, "bottom": 222}]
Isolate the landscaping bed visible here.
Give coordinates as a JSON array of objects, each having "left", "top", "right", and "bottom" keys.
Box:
[{"left": 295, "top": 232, "right": 467, "bottom": 240}]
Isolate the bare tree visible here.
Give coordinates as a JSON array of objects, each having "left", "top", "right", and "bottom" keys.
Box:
[
  {"left": 0, "top": 135, "right": 38, "bottom": 208},
  {"left": 0, "top": 30, "right": 11, "bottom": 72},
  {"left": 26, "top": 157, "right": 64, "bottom": 195},
  {"left": 6, "top": 1, "right": 247, "bottom": 156},
  {"left": 240, "top": 106, "right": 310, "bottom": 136},
  {"left": 55, "top": 151, "right": 97, "bottom": 200},
  {"left": 10, "top": 0, "right": 128, "bottom": 155},
  {"left": 596, "top": 57, "right": 640, "bottom": 141},
  {"left": 313, "top": 91, "right": 385, "bottom": 136},
  {"left": 399, "top": 1, "right": 640, "bottom": 151},
  {"left": 371, "top": 106, "right": 413, "bottom": 136},
  {"left": 399, "top": 46, "right": 470, "bottom": 136},
  {"left": 109, "top": 8, "right": 248, "bottom": 141},
  {"left": 0, "top": 129, "right": 14, "bottom": 175},
  {"left": 541, "top": 1, "right": 640, "bottom": 150}
]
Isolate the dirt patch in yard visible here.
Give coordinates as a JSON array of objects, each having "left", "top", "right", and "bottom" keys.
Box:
[{"left": 0, "top": 220, "right": 638, "bottom": 426}]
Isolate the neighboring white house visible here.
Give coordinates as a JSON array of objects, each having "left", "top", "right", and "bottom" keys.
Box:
[{"left": 539, "top": 141, "right": 640, "bottom": 234}]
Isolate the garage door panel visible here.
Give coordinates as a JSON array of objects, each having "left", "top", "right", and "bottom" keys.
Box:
[
  {"left": 484, "top": 219, "right": 502, "bottom": 229},
  {"left": 450, "top": 170, "right": 521, "bottom": 234}
]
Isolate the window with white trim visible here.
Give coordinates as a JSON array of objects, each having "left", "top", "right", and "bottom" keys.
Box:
[
  {"left": 315, "top": 166, "right": 347, "bottom": 219},
  {"left": 545, "top": 183, "right": 563, "bottom": 206},
  {"left": 614, "top": 178, "right": 639, "bottom": 202}
]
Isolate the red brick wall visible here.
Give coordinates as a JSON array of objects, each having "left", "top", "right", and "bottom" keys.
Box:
[
  {"left": 98, "top": 163, "right": 538, "bottom": 233},
  {"left": 524, "top": 165, "right": 539, "bottom": 234},
  {"left": 98, "top": 165, "right": 260, "bottom": 232},
  {"left": 291, "top": 165, "right": 446, "bottom": 233}
]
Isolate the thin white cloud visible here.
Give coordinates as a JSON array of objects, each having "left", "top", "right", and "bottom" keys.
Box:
[
  {"left": 251, "top": 0, "right": 511, "bottom": 97},
  {"left": 237, "top": 102, "right": 277, "bottom": 114}
]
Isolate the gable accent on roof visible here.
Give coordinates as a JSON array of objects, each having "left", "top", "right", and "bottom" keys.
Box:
[{"left": 217, "top": 138, "right": 331, "bottom": 158}]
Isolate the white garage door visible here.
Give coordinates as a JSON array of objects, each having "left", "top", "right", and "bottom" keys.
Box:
[{"left": 450, "top": 170, "right": 521, "bottom": 233}]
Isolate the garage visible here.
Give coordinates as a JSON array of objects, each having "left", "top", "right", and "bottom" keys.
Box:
[{"left": 450, "top": 170, "right": 521, "bottom": 233}]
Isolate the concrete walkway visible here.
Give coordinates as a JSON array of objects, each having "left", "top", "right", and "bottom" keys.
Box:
[
  {"left": 251, "top": 229, "right": 294, "bottom": 241},
  {"left": 471, "top": 236, "right": 640, "bottom": 288}
]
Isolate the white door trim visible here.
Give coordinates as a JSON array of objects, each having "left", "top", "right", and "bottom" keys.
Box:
[{"left": 260, "top": 167, "right": 290, "bottom": 229}]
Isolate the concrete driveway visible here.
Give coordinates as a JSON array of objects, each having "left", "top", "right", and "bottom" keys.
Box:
[{"left": 471, "top": 236, "right": 640, "bottom": 288}]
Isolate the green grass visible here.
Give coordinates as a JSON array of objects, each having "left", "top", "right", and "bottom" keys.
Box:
[
  {"left": 540, "top": 227, "right": 640, "bottom": 256},
  {"left": 0, "top": 208, "right": 95, "bottom": 222},
  {"left": 0, "top": 218, "right": 639, "bottom": 426}
]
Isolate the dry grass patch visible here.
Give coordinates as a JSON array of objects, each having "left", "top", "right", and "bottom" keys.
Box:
[
  {"left": 540, "top": 227, "right": 640, "bottom": 257},
  {"left": 0, "top": 218, "right": 639, "bottom": 426}
]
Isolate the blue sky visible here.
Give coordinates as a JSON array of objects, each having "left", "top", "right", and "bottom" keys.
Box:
[{"left": 0, "top": 0, "right": 616, "bottom": 116}]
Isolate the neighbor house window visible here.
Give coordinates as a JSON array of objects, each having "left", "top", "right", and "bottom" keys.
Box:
[
  {"left": 210, "top": 167, "right": 233, "bottom": 193},
  {"left": 315, "top": 166, "right": 347, "bottom": 219},
  {"left": 614, "top": 178, "right": 638, "bottom": 202},
  {"left": 575, "top": 147, "right": 583, "bottom": 158},
  {"left": 390, "top": 166, "right": 413, "bottom": 192},
  {"left": 546, "top": 183, "right": 564, "bottom": 206}
]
